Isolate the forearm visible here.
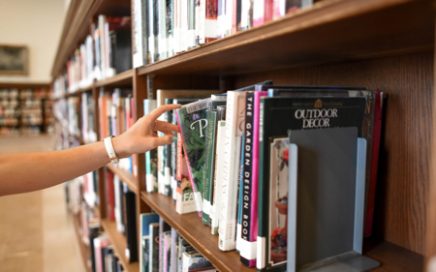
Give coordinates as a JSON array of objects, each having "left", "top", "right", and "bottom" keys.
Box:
[{"left": 0, "top": 141, "right": 110, "bottom": 196}]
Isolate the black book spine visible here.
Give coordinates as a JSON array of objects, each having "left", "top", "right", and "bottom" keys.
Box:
[
  {"left": 124, "top": 187, "right": 138, "bottom": 262},
  {"left": 240, "top": 92, "right": 254, "bottom": 265}
]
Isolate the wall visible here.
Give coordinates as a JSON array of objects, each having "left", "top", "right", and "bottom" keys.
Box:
[{"left": 0, "top": 0, "right": 66, "bottom": 83}]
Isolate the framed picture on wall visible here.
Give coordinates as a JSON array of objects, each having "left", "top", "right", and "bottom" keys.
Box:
[{"left": 0, "top": 45, "right": 29, "bottom": 75}]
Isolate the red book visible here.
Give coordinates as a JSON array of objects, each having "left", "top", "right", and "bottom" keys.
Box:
[
  {"left": 105, "top": 170, "right": 115, "bottom": 221},
  {"left": 364, "top": 91, "right": 384, "bottom": 237}
]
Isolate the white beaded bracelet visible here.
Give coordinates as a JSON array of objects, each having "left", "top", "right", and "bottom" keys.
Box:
[{"left": 103, "top": 136, "right": 119, "bottom": 164}]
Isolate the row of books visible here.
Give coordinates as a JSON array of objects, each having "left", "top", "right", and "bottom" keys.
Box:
[
  {"left": 0, "top": 88, "right": 49, "bottom": 99},
  {"left": 132, "top": 0, "right": 314, "bottom": 66},
  {"left": 104, "top": 170, "right": 139, "bottom": 264},
  {"left": 98, "top": 88, "right": 137, "bottom": 174},
  {"left": 0, "top": 88, "right": 50, "bottom": 133},
  {"left": 140, "top": 213, "right": 216, "bottom": 272},
  {"left": 54, "top": 97, "right": 81, "bottom": 148},
  {"left": 54, "top": 15, "right": 132, "bottom": 95},
  {"left": 143, "top": 83, "right": 383, "bottom": 270},
  {"left": 65, "top": 170, "right": 138, "bottom": 270}
]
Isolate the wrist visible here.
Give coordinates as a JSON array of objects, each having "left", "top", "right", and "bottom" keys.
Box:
[{"left": 111, "top": 135, "right": 130, "bottom": 158}]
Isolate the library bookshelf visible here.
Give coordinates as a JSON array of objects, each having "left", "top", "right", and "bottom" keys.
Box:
[
  {"left": 51, "top": 0, "right": 436, "bottom": 271},
  {"left": 0, "top": 82, "right": 52, "bottom": 135}
]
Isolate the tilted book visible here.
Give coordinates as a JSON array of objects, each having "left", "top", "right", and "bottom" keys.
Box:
[
  {"left": 202, "top": 95, "right": 227, "bottom": 225},
  {"left": 177, "top": 98, "right": 212, "bottom": 214}
]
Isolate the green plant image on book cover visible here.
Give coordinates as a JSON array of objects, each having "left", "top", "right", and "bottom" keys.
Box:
[{"left": 178, "top": 101, "right": 210, "bottom": 199}]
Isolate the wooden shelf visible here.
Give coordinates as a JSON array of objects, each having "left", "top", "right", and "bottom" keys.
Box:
[
  {"left": 72, "top": 213, "right": 92, "bottom": 272},
  {"left": 141, "top": 192, "right": 423, "bottom": 272},
  {"left": 95, "top": 69, "right": 133, "bottom": 88},
  {"left": 107, "top": 163, "right": 138, "bottom": 193},
  {"left": 52, "top": 70, "right": 134, "bottom": 100},
  {"left": 100, "top": 219, "right": 139, "bottom": 272},
  {"left": 367, "top": 242, "right": 423, "bottom": 271},
  {"left": 141, "top": 192, "right": 254, "bottom": 272},
  {"left": 138, "top": 0, "right": 433, "bottom": 76}
]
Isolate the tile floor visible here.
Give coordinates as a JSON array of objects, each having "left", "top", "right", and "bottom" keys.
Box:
[{"left": 0, "top": 134, "right": 84, "bottom": 272}]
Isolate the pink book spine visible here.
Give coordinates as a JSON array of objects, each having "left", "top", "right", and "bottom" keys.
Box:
[{"left": 250, "top": 91, "right": 268, "bottom": 243}]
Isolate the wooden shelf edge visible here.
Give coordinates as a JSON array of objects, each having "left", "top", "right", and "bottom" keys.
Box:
[
  {"left": 100, "top": 219, "right": 139, "bottom": 272},
  {"left": 366, "top": 241, "right": 423, "bottom": 271},
  {"left": 53, "top": 70, "right": 134, "bottom": 100},
  {"left": 72, "top": 213, "right": 92, "bottom": 272},
  {"left": 95, "top": 69, "right": 134, "bottom": 88},
  {"left": 107, "top": 164, "right": 138, "bottom": 193},
  {"left": 141, "top": 192, "right": 254, "bottom": 272}
]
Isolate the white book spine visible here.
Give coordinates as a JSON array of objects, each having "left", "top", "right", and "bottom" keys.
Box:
[
  {"left": 133, "top": 0, "right": 144, "bottom": 68},
  {"left": 211, "top": 120, "right": 226, "bottom": 235},
  {"left": 218, "top": 91, "right": 245, "bottom": 251},
  {"left": 114, "top": 176, "right": 124, "bottom": 232},
  {"left": 148, "top": 0, "right": 156, "bottom": 63},
  {"left": 158, "top": 0, "right": 168, "bottom": 59},
  {"left": 252, "top": 0, "right": 264, "bottom": 26}
]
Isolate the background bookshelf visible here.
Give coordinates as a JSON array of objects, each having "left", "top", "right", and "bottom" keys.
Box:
[
  {"left": 0, "top": 82, "right": 53, "bottom": 136},
  {"left": 51, "top": 0, "right": 436, "bottom": 271}
]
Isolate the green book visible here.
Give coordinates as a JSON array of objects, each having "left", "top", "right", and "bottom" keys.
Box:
[
  {"left": 202, "top": 95, "right": 227, "bottom": 225},
  {"left": 177, "top": 98, "right": 212, "bottom": 214}
]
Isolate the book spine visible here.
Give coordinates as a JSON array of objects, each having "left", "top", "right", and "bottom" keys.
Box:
[
  {"left": 170, "top": 228, "right": 178, "bottom": 272},
  {"left": 252, "top": 0, "right": 265, "bottom": 27},
  {"left": 364, "top": 91, "right": 383, "bottom": 237},
  {"left": 256, "top": 98, "right": 266, "bottom": 270},
  {"left": 240, "top": 92, "right": 257, "bottom": 266},
  {"left": 171, "top": 101, "right": 178, "bottom": 200},
  {"left": 211, "top": 120, "right": 226, "bottom": 235},
  {"left": 202, "top": 110, "right": 218, "bottom": 225},
  {"left": 142, "top": 0, "right": 149, "bottom": 64},
  {"left": 132, "top": 0, "right": 144, "bottom": 68},
  {"left": 144, "top": 99, "right": 158, "bottom": 192},
  {"left": 163, "top": 98, "right": 173, "bottom": 196},
  {"left": 105, "top": 170, "right": 115, "bottom": 221},
  {"left": 205, "top": 0, "right": 219, "bottom": 41},
  {"left": 219, "top": 91, "right": 245, "bottom": 251},
  {"left": 124, "top": 186, "right": 138, "bottom": 262},
  {"left": 236, "top": 134, "right": 246, "bottom": 252},
  {"left": 248, "top": 91, "right": 267, "bottom": 267},
  {"left": 150, "top": 222, "right": 160, "bottom": 272}
]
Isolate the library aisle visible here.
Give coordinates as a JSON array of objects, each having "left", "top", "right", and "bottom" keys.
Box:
[{"left": 0, "top": 135, "right": 83, "bottom": 272}]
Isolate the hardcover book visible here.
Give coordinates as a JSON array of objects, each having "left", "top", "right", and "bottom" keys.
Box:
[
  {"left": 124, "top": 185, "right": 138, "bottom": 262},
  {"left": 140, "top": 213, "right": 160, "bottom": 272},
  {"left": 177, "top": 98, "right": 212, "bottom": 214},
  {"left": 210, "top": 120, "right": 227, "bottom": 235},
  {"left": 202, "top": 95, "right": 227, "bottom": 225},
  {"left": 219, "top": 91, "right": 246, "bottom": 251},
  {"left": 156, "top": 89, "right": 220, "bottom": 197},
  {"left": 144, "top": 99, "right": 158, "bottom": 193},
  {"left": 150, "top": 222, "right": 160, "bottom": 272}
]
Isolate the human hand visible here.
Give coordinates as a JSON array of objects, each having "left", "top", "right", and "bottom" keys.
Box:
[{"left": 112, "top": 104, "right": 181, "bottom": 158}]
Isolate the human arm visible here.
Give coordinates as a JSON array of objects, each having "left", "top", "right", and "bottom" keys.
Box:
[{"left": 0, "top": 104, "right": 180, "bottom": 196}]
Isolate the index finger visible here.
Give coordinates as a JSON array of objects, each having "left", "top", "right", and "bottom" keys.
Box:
[{"left": 148, "top": 104, "right": 181, "bottom": 120}]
